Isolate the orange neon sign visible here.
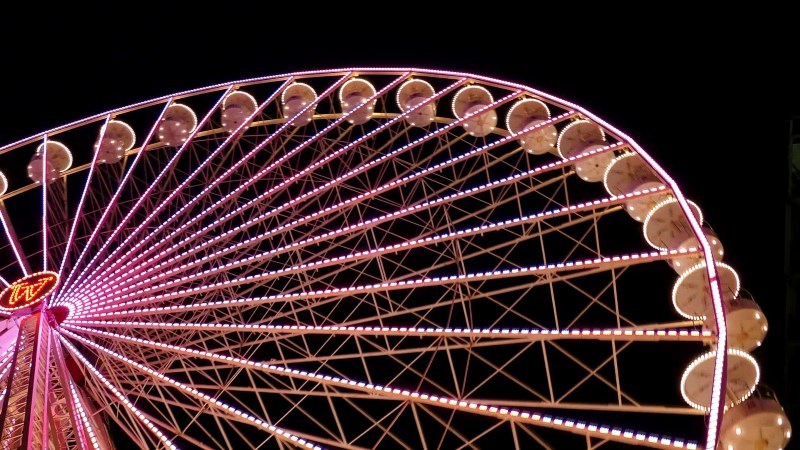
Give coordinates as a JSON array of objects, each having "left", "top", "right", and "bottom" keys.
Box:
[{"left": 0, "top": 271, "right": 59, "bottom": 311}]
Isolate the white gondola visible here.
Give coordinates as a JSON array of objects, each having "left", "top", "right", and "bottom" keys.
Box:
[
  {"left": 672, "top": 261, "right": 740, "bottom": 320},
  {"left": 95, "top": 120, "right": 136, "bottom": 164},
  {"left": 28, "top": 141, "right": 72, "bottom": 183},
  {"left": 221, "top": 91, "right": 258, "bottom": 133},
  {"left": 719, "top": 388, "right": 791, "bottom": 450},
  {"left": 339, "top": 79, "right": 376, "bottom": 125},
  {"left": 557, "top": 120, "right": 613, "bottom": 182},
  {"left": 724, "top": 293, "right": 768, "bottom": 351},
  {"left": 681, "top": 348, "right": 759, "bottom": 411},
  {"left": 670, "top": 226, "right": 724, "bottom": 274},
  {"left": 158, "top": 103, "right": 197, "bottom": 147},
  {"left": 452, "top": 86, "right": 497, "bottom": 137},
  {"left": 0, "top": 171, "right": 7, "bottom": 196},
  {"left": 282, "top": 83, "right": 317, "bottom": 127},
  {"left": 643, "top": 198, "right": 703, "bottom": 250},
  {"left": 396, "top": 79, "right": 436, "bottom": 127},
  {"left": 506, "top": 99, "right": 556, "bottom": 154}
]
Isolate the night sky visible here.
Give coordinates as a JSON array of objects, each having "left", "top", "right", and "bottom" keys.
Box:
[{"left": 1, "top": 7, "right": 797, "bottom": 447}]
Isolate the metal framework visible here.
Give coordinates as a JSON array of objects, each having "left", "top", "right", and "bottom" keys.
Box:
[{"left": 0, "top": 68, "right": 767, "bottom": 450}]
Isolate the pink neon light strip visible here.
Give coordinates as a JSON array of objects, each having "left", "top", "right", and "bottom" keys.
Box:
[
  {"left": 64, "top": 320, "right": 712, "bottom": 341},
  {"left": 67, "top": 380, "right": 101, "bottom": 450},
  {"left": 41, "top": 134, "right": 48, "bottom": 272}
]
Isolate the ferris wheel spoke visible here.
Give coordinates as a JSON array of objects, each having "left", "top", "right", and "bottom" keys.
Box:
[
  {"left": 55, "top": 85, "right": 237, "bottom": 304},
  {"left": 87, "top": 85, "right": 523, "bottom": 301},
  {"left": 60, "top": 327, "right": 325, "bottom": 450},
  {"left": 40, "top": 135, "right": 50, "bottom": 271},
  {"left": 74, "top": 72, "right": 392, "bottom": 297},
  {"left": 99, "top": 185, "right": 666, "bottom": 305},
  {"left": 58, "top": 335, "right": 179, "bottom": 449},
  {"left": 63, "top": 320, "right": 712, "bottom": 343},
  {"left": 119, "top": 107, "right": 572, "bottom": 300},
  {"left": 59, "top": 324, "right": 695, "bottom": 449},
  {"left": 55, "top": 99, "right": 178, "bottom": 302}
]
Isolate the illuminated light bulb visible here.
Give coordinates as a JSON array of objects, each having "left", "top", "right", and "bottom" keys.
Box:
[
  {"left": 735, "top": 427, "right": 741, "bottom": 435},
  {"left": 727, "top": 445, "right": 733, "bottom": 450},
  {"left": 778, "top": 417, "right": 783, "bottom": 425}
]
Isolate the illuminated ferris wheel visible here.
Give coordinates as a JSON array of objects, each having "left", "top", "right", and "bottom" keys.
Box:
[{"left": 0, "top": 68, "right": 791, "bottom": 449}]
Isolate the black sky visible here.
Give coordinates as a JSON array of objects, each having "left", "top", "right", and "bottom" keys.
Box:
[{"left": 1, "top": 5, "right": 798, "bottom": 443}]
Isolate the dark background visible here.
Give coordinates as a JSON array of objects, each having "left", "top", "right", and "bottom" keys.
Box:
[{"left": 2, "top": 5, "right": 797, "bottom": 446}]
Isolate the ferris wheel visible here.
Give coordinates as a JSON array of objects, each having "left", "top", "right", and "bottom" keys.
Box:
[{"left": 0, "top": 68, "right": 790, "bottom": 450}]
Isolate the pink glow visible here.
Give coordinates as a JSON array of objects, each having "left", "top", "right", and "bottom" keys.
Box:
[{"left": 41, "top": 135, "right": 48, "bottom": 272}]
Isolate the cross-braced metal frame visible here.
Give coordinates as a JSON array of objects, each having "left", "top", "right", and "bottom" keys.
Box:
[{"left": 0, "top": 68, "right": 733, "bottom": 450}]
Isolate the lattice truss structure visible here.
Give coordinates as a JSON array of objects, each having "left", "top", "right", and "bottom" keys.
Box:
[{"left": 0, "top": 69, "right": 789, "bottom": 450}]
